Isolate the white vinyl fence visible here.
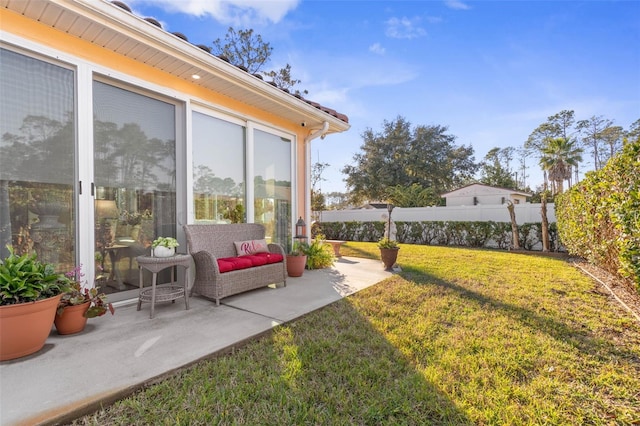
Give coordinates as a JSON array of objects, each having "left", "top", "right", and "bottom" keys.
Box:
[{"left": 315, "top": 203, "right": 555, "bottom": 225}]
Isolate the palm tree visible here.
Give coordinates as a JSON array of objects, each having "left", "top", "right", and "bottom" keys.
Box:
[{"left": 539, "top": 137, "right": 583, "bottom": 195}]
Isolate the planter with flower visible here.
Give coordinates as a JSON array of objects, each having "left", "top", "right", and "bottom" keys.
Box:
[
  {"left": 0, "top": 247, "right": 71, "bottom": 361},
  {"left": 377, "top": 238, "right": 399, "bottom": 271},
  {"left": 152, "top": 237, "right": 179, "bottom": 258},
  {"left": 55, "top": 265, "right": 115, "bottom": 335}
]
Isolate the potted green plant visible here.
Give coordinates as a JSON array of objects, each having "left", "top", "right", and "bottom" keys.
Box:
[
  {"left": 0, "top": 247, "right": 70, "bottom": 361},
  {"left": 152, "top": 236, "right": 179, "bottom": 257},
  {"left": 304, "top": 235, "right": 335, "bottom": 270},
  {"left": 377, "top": 237, "right": 400, "bottom": 271},
  {"left": 286, "top": 241, "right": 309, "bottom": 277},
  {"left": 55, "top": 265, "right": 115, "bottom": 335}
]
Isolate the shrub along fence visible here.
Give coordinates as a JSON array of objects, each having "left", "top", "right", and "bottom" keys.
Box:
[
  {"left": 313, "top": 221, "right": 560, "bottom": 252},
  {"left": 556, "top": 140, "right": 640, "bottom": 293}
]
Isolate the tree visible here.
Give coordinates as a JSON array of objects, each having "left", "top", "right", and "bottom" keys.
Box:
[
  {"left": 311, "top": 191, "right": 326, "bottom": 214},
  {"left": 526, "top": 110, "right": 576, "bottom": 152},
  {"left": 310, "top": 161, "right": 329, "bottom": 214},
  {"left": 539, "top": 138, "right": 583, "bottom": 195},
  {"left": 479, "top": 147, "right": 517, "bottom": 188},
  {"left": 515, "top": 146, "right": 532, "bottom": 189},
  {"left": 311, "top": 161, "right": 329, "bottom": 192},
  {"left": 263, "top": 64, "right": 308, "bottom": 96},
  {"left": 387, "top": 183, "right": 439, "bottom": 207},
  {"left": 627, "top": 119, "right": 640, "bottom": 140},
  {"left": 506, "top": 201, "right": 521, "bottom": 250},
  {"left": 526, "top": 110, "right": 580, "bottom": 183},
  {"left": 342, "top": 116, "right": 477, "bottom": 205},
  {"left": 540, "top": 187, "right": 550, "bottom": 252},
  {"left": 549, "top": 110, "right": 576, "bottom": 141},
  {"left": 211, "top": 28, "right": 272, "bottom": 74},
  {"left": 576, "top": 115, "right": 613, "bottom": 170},
  {"left": 599, "top": 125, "right": 624, "bottom": 163},
  {"left": 324, "top": 192, "right": 350, "bottom": 210},
  {"left": 211, "top": 28, "right": 307, "bottom": 94}
]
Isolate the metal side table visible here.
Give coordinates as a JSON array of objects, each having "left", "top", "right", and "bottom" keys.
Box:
[{"left": 136, "top": 254, "right": 191, "bottom": 319}]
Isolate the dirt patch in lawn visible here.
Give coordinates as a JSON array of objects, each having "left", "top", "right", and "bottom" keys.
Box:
[{"left": 572, "top": 259, "right": 640, "bottom": 322}]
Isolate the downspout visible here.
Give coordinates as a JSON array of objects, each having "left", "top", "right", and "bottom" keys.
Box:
[{"left": 303, "top": 121, "right": 330, "bottom": 237}]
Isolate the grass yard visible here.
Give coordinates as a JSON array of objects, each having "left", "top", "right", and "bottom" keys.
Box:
[{"left": 73, "top": 243, "right": 640, "bottom": 425}]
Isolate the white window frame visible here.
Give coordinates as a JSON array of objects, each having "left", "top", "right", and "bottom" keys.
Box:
[{"left": 250, "top": 122, "right": 297, "bottom": 236}]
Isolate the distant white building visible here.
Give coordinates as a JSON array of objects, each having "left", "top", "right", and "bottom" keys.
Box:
[
  {"left": 357, "top": 203, "right": 389, "bottom": 210},
  {"left": 442, "top": 184, "right": 532, "bottom": 206}
]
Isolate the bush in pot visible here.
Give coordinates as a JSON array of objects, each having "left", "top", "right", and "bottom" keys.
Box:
[
  {"left": 55, "top": 265, "right": 115, "bottom": 335},
  {"left": 377, "top": 238, "right": 400, "bottom": 271},
  {"left": 0, "top": 247, "right": 70, "bottom": 360}
]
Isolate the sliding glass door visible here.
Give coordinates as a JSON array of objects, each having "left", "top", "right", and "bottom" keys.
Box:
[
  {"left": 93, "top": 81, "right": 177, "bottom": 298},
  {"left": 0, "top": 48, "right": 76, "bottom": 272}
]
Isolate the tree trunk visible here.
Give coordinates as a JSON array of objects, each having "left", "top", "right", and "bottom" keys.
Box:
[
  {"left": 555, "top": 179, "right": 564, "bottom": 194},
  {"left": 507, "top": 201, "right": 520, "bottom": 250},
  {"left": 541, "top": 193, "right": 550, "bottom": 252}
]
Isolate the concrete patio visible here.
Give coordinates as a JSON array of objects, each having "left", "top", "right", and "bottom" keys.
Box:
[{"left": 0, "top": 257, "right": 391, "bottom": 426}]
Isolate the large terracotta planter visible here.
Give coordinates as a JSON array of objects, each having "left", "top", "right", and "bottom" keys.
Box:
[
  {"left": 54, "top": 301, "right": 90, "bottom": 335},
  {"left": 0, "top": 294, "right": 62, "bottom": 361},
  {"left": 286, "top": 255, "right": 307, "bottom": 277},
  {"left": 380, "top": 247, "right": 399, "bottom": 271}
]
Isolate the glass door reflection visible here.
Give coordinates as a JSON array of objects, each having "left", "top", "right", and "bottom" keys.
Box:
[{"left": 93, "top": 80, "right": 177, "bottom": 300}]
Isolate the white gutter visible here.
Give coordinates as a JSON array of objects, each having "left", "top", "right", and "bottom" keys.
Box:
[
  {"left": 303, "top": 121, "right": 330, "bottom": 234},
  {"left": 304, "top": 121, "right": 330, "bottom": 144}
]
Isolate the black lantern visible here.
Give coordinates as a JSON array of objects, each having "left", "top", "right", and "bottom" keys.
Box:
[{"left": 295, "top": 217, "right": 307, "bottom": 244}]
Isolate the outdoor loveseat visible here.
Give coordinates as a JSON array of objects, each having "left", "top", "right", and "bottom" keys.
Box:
[{"left": 183, "top": 223, "right": 287, "bottom": 305}]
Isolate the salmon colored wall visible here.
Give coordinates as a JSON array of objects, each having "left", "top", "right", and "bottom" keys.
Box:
[{"left": 1, "top": 8, "right": 308, "bottom": 216}]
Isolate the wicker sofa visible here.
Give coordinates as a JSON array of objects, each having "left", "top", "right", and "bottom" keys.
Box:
[{"left": 183, "top": 223, "right": 287, "bottom": 305}]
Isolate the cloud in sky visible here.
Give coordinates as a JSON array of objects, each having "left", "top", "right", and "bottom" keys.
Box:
[
  {"left": 385, "top": 16, "right": 427, "bottom": 39},
  {"left": 128, "top": 0, "right": 300, "bottom": 25},
  {"left": 369, "top": 43, "right": 386, "bottom": 55},
  {"left": 445, "top": 0, "right": 471, "bottom": 11}
]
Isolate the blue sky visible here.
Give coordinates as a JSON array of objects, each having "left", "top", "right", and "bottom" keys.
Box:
[{"left": 126, "top": 0, "right": 640, "bottom": 194}]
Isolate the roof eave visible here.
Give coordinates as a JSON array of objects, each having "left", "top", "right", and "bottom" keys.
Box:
[{"left": 6, "top": 0, "right": 349, "bottom": 133}]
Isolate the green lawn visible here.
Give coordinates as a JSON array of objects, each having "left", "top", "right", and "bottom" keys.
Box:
[{"left": 74, "top": 243, "right": 640, "bottom": 425}]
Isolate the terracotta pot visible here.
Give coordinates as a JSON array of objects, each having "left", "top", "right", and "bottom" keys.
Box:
[
  {"left": 286, "top": 255, "right": 307, "bottom": 277},
  {"left": 54, "top": 301, "right": 90, "bottom": 335},
  {"left": 0, "top": 294, "right": 62, "bottom": 361},
  {"left": 380, "top": 247, "right": 399, "bottom": 271}
]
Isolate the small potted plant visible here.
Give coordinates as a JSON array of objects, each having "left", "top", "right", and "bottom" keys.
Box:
[
  {"left": 0, "top": 247, "right": 70, "bottom": 360},
  {"left": 152, "top": 236, "right": 179, "bottom": 257},
  {"left": 286, "top": 241, "right": 309, "bottom": 277},
  {"left": 55, "top": 265, "right": 115, "bottom": 335},
  {"left": 377, "top": 237, "right": 399, "bottom": 271}
]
